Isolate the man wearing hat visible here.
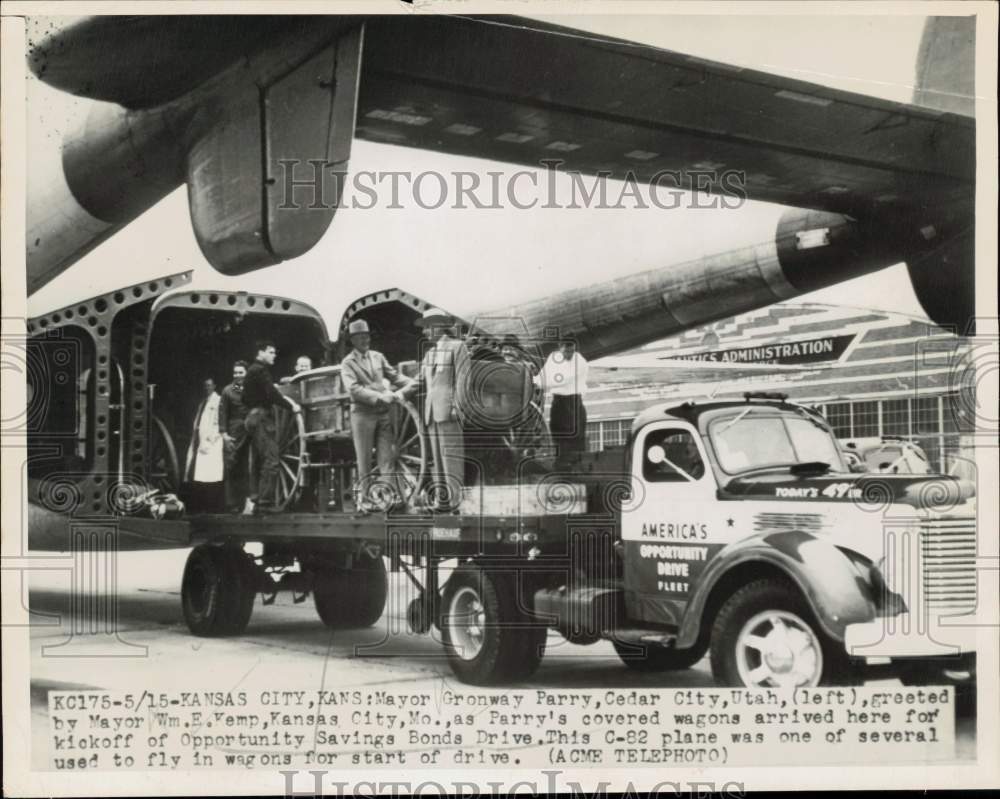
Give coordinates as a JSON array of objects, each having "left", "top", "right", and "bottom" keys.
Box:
[
  {"left": 340, "top": 319, "right": 413, "bottom": 513},
  {"left": 413, "top": 308, "right": 471, "bottom": 512}
]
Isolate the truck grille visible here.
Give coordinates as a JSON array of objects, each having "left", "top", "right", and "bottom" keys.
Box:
[
  {"left": 753, "top": 512, "right": 825, "bottom": 534},
  {"left": 921, "top": 517, "right": 977, "bottom": 614}
]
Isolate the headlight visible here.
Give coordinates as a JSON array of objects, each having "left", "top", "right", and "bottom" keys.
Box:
[
  {"left": 873, "top": 556, "right": 908, "bottom": 615},
  {"left": 875, "top": 555, "right": 902, "bottom": 595},
  {"left": 840, "top": 549, "right": 907, "bottom": 615}
]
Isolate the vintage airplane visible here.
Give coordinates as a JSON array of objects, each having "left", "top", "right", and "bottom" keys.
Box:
[
  {"left": 21, "top": 13, "right": 976, "bottom": 551},
  {"left": 27, "top": 14, "right": 974, "bottom": 327}
]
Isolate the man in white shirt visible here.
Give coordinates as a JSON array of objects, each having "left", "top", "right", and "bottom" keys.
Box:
[{"left": 539, "top": 338, "right": 589, "bottom": 469}]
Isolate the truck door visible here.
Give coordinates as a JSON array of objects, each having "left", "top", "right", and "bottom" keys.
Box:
[{"left": 620, "top": 422, "right": 720, "bottom": 627}]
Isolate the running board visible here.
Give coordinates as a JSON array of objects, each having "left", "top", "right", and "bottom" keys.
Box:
[
  {"left": 533, "top": 585, "right": 679, "bottom": 647},
  {"left": 605, "top": 628, "right": 678, "bottom": 646}
]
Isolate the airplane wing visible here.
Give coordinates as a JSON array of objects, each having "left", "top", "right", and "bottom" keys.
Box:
[
  {"left": 30, "top": 14, "right": 973, "bottom": 218},
  {"left": 359, "top": 15, "right": 973, "bottom": 220},
  {"left": 27, "top": 14, "right": 975, "bottom": 328}
]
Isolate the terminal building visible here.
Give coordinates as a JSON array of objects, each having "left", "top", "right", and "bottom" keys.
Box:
[{"left": 585, "top": 303, "right": 977, "bottom": 474}]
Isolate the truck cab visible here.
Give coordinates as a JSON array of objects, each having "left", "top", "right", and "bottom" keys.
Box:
[{"left": 597, "top": 393, "right": 977, "bottom": 690}]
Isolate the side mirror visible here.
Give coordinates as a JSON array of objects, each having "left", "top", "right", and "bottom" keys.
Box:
[{"left": 647, "top": 444, "right": 666, "bottom": 464}]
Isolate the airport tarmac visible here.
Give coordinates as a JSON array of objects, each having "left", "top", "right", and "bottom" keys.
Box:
[{"left": 26, "top": 549, "right": 976, "bottom": 770}]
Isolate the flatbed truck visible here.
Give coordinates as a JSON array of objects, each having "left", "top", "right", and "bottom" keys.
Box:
[{"left": 181, "top": 395, "right": 979, "bottom": 694}]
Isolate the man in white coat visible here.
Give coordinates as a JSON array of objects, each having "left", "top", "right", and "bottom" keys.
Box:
[{"left": 185, "top": 377, "right": 225, "bottom": 512}]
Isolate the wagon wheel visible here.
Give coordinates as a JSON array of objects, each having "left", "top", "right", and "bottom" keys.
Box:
[
  {"left": 501, "top": 401, "right": 555, "bottom": 468},
  {"left": 149, "top": 414, "right": 180, "bottom": 493},
  {"left": 274, "top": 403, "right": 307, "bottom": 510},
  {"left": 368, "top": 400, "right": 428, "bottom": 510}
]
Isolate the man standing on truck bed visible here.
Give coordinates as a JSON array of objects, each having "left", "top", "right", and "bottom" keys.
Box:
[
  {"left": 184, "top": 377, "right": 224, "bottom": 512},
  {"left": 540, "top": 338, "right": 589, "bottom": 470},
  {"left": 243, "top": 340, "right": 300, "bottom": 514},
  {"left": 340, "top": 319, "right": 414, "bottom": 514},
  {"left": 413, "top": 308, "right": 471, "bottom": 512},
  {"left": 220, "top": 360, "right": 250, "bottom": 514}
]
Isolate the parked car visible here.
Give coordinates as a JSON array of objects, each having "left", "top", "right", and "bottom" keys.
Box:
[{"left": 839, "top": 437, "right": 932, "bottom": 475}]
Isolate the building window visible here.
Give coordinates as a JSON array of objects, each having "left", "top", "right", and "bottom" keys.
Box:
[
  {"left": 913, "top": 396, "right": 940, "bottom": 435},
  {"left": 853, "top": 400, "right": 879, "bottom": 438},
  {"left": 882, "top": 398, "right": 911, "bottom": 437},
  {"left": 586, "top": 422, "right": 602, "bottom": 452},
  {"left": 825, "top": 403, "right": 852, "bottom": 438},
  {"left": 585, "top": 419, "right": 634, "bottom": 452},
  {"left": 602, "top": 419, "right": 630, "bottom": 449}
]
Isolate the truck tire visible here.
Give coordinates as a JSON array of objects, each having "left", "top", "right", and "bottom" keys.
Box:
[
  {"left": 613, "top": 640, "right": 706, "bottom": 672},
  {"left": 314, "top": 554, "right": 388, "bottom": 629},
  {"left": 710, "top": 578, "right": 851, "bottom": 687},
  {"left": 182, "top": 545, "right": 256, "bottom": 637},
  {"left": 441, "top": 563, "right": 547, "bottom": 685}
]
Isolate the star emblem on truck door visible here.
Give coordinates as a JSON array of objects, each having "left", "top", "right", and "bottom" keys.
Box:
[{"left": 727, "top": 518, "right": 734, "bottom": 527}]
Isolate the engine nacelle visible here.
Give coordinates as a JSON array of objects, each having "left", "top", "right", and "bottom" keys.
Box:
[{"left": 776, "top": 206, "right": 974, "bottom": 334}]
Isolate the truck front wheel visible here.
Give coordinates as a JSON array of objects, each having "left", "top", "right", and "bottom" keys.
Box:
[
  {"left": 710, "top": 578, "right": 850, "bottom": 687},
  {"left": 441, "top": 563, "right": 546, "bottom": 685},
  {"left": 313, "top": 554, "right": 388, "bottom": 629},
  {"left": 181, "top": 545, "right": 257, "bottom": 637}
]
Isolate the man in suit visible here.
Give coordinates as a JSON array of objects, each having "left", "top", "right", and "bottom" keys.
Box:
[
  {"left": 411, "top": 308, "right": 471, "bottom": 512},
  {"left": 340, "top": 319, "right": 413, "bottom": 513}
]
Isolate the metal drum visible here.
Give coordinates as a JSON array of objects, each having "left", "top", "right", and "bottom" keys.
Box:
[{"left": 457, "top": 359, "right": 535, "bottom": 431}]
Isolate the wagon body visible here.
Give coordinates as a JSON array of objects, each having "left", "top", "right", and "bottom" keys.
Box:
[{"left": 271, "top": 357, "right": 553, "bottom": 512}]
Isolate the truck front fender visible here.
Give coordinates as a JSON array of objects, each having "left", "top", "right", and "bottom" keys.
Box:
[{"left": 675, "top": 530, "right": 876, "bottom": 649}]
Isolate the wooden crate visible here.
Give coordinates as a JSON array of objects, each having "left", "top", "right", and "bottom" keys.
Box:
[{"left": 293, "top": 366, "right": 351, "bottom": 438}]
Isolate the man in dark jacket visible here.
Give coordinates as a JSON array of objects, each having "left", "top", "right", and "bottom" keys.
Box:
[
  {"left": 243, "top": 340, "right": 300, "bottom": 514},
  {"left": 220, "top": 360, "right": 250, "bottom": 513}
]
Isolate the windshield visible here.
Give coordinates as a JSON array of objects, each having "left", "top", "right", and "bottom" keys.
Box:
[{"left": 710, "top": 412, "right": 844, "bottom": 474}]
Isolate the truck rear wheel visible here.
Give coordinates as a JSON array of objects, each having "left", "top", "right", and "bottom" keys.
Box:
[
  {"left": 313, "top": 554, "right": 388, "bottom": 629},
  {"left": 441, "top": 563, "right": 546, "bottom": 685},
  {"left": 181, "top": 545, "right": 256, "bottom": 637},
  {"left": 613, "top": 640, "right": 706, "bottom": 672},
  {"left": 710, "top": 578, "right": 849, "bottom": 687}
]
